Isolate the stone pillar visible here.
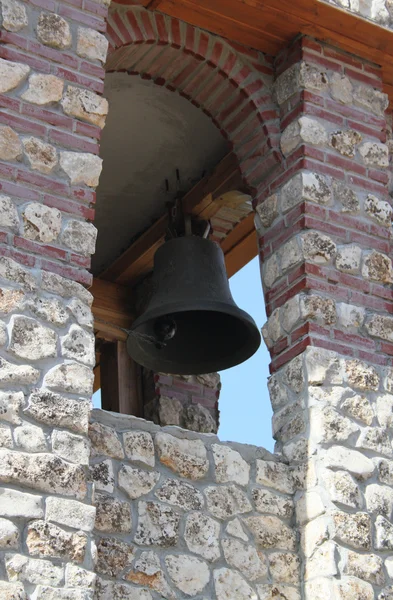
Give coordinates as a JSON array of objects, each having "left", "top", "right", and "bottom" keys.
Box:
[
  {"left": 0, "top": 0, "right": 108, "bottom": 595},
  {"left": 257, "top": 37, "right": 393, "bottom": 598}
]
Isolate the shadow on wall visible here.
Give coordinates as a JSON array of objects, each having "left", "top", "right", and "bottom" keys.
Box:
[{"left": 93, "top": 257, "right": 273, "bottom": 450}]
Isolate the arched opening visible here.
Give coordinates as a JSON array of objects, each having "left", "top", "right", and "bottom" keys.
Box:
[{"left": 92, "top": 5, "right": 281, "bottom": 444}]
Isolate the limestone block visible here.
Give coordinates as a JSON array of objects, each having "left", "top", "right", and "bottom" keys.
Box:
[
  {"left": 365, "top": 194, "right": 392, "bottom": 226},
  {"left": 337, "top": 302, "right": 365, "bottom": 329},
  {"left": 301, "top": 294, "right": 336, "bottom": 324},
  {"left": 281, "top": 116, "right": 328, "bottom": 155},
  {"left": 205, "top": 484, "right": 252, "bottom": 520},
  {"left": 365, "top": 483, "right": 393, "bottom": 518},
  {"left": 0, "top": 256, "right": 36, "bottom": 290},
  {"left": 28, "top": 296, "right": 68, "bottom": 326},
  {"left": 0, "top": 488, "right": 43, "bottom": 518},
  {"left": 304, "top": 578, "right": 336, "bottom": 600},
  {"left": 375, "top": 515, "right": 393, "bottom": 550},
  {"left": 278, "top": 237, "right": 303, "bottom": 273},
  {"left": 265, "top": 308, "right": 282, "bottom": 345},
  {"left": 61, "top": 86, "right": 108, "bottom": 128},
  {"left": 44, "top": 362, "right": 93, "bottom": 395},
  {"left": 353, "top": 85, "right": 389, "bottom": 117},
  {"left": 330, "top": 129, "right": 362, "bottom": 157},
  {"left": 67, "top": 297, "right": 94, "bottom": 328},
  {"left": 60, "top": 151, "right": 103, "bottom": 187},
  {"left": 0, "top": 421, "right": 12, "bottom": 447},
  {"left": 0, "top": 195, "right": 19, "bottom": 232},
  {"left": 275, "top": 62, "right": 328, "bottom": 105},
  {"left": 258, "top": 584, "right": 300, "bottom": 600},
  {"left": 134, "top": 501, "right": 179, "bottom": 547},
  {"left": 95, "top": 579, "right": 152, "bottom": 599},
  {"left": 310, "top": 406, "right": 359, "bottom": 445},
  {"left": 244, "top": 515, "right": 296, "bottom": 550},
  {"left": 23, "top": 137, "right": 58, "bottom": 174},
  {"left": 255, "top": 194, "right": 278, "bottom": 229},
  {"left": 52, "top": 429, "right": 90, "bottom": 465},
  {"left": 61, "top": 324, "right": 95, "bottom": 366},
  {"left": 0, "top": 518, "right": 19, "bottom": 549},
  {"left": 95, "top": 494, "right": 131, "bottom": 533},
  {"left": 23, "top": 202, "right": 62, "bottom": 243},
  {"left": 37, "top": 12, "right": 72, "bottom": 48},
  {"left": 0, "top": 581, "right": 27, "bottom": 599},
  {"left": 269, "top": 552, "right": 300, "bottom": 584},
  {"left": 0, "top": 0, "right": 28, "bottom": 31},
  {"left": 283, "top": 354, "right": 305, "bottom": 392},
  {"left": 301, "top": 517, "right": 333, "bottom": 558},
  {"left": 0, "top": 125, "right": 22, "bottom": 161},
  {"left": 96, "top": 537, "right": 135, "bottom": 577},
  {"left": 325, "top": 470, "right": 363, "bottom": 508},
  {"left": 65, "top": 565, "right": 96, "bottom": 589},
  {"left": 366, "top": 315, "right": 393, "bottom": 343},
  {"left": 359, "top": 142, "right": 389, "bottom": 167},
  {"left": 61, "top": 219, "right": 97, "bottom": 257},
  {"left": 6, "top": 554, "right": 64, "bottom": 586},
  {"left": 296, "top": 491, "right": 325, "bottom": 525},
  {"left": 46, "top": 497, "right": 96, "bottom": 532},
  {"left": 126, "top": 551, "right": 175, "bottom": 599},
  {"left": 341, "top": 394, "right": 373, "bottom": 425},
  {"left": 155, "top": 478, "right": 204, "bottom": 510},
  {"left": 0, "top": 393, "right": 22, "bottom": 428},
  {"left": 42, "top": 271, "right": 93, "bottom": 305},
  {"left": 0, "top": 449, "right": 86, "bottom": 498},
  {"left": 183, "top": 403, "right": 217, "bottom": 433},
  {"left": 0, "top": 287, "right": 24, "bottom": 314},
  {"left": 267, "top": 374, "right": 289, "bottom": 410},
  {"left": 14, "top": 422, "right": 47, "bottom": 452},
  {"left": 89, "top": 421, "right": 124, "bottom": 459},
  {"left": 118, "top": 464, "right": 159, "bottom": 499},
  {"left": 26, "top": 520, "right": 87, "bottom": 562},
  {"left": 281, "top": 172, "right": 331, "bottom": 213},
  {"left": 211, "top": 444, "right": 248, "bottom": 486},
  {"left": 344, "top": 550, "right": 385, "bottom": 585},
  {"left": 226, "top": 518, "right": 249, "bottom": 541},
  {"left": 379, "top": 586, "right": 393, "bottom": 600},
  {"left": 222, "top": 538, "right": 268, "bottom": 581},
  {"left": 256, "top": 459, "right": 294, "bottom": 494},
  {"left": 336, "top": 244, "right": 362, "bottom": 273},
  {"left": 324, "top": 446, "right": 374, "bottom": 479},
  {"left": 90, "top": 459, "right": 114, "bottom": 493},
  {"left": 21, "top": 73, "right": 64, "bottom": 105},
  {"left": 29, "top": 587, "right": 93, "bottom": 600},
  {"left": 214, "top": 567, "right": 257, "bottom": 600},
  {"left": 9, "top": 315, "right": 58, "bottom": 360},
  {"left": 379, "top": 459, "right": 393, "bottom": 485},
  {"left": 281, "top": 296, "right": 301, "bottom": 333},
  {"left": 305, "top": 347, "right": 342, "bottom": 385},
  {"left": 333, "top": 511, "right": 371, "bottom": 549},
  {"left": 345, "top": 359, "right": 380, "bottom": 390},
  {"left": 301, "top": 231, "right": 336, "bottom": 263},
  {"left": 77, "top": 27, "right": 108, "bottom": 62},
  {"left": 337, "top": 577, "right": 374, "bottom": 600},
  {"left": 123, "top": 430, "right": 155, "bottom": 467},
  {"left": 157, "top": 396, "right": 182, "bottom": 426},
  {"left": 156, "top": 431, "right": 209, "bottom": 479},
  {"left": 0, "top": 58, "right": 29, "bottom": 93},
  {"left": 386, "top": 557, "right": 393, "bottom": 578},
  {"left": 304, "top": 541, "right": 337, "bottom": 580},
  {"left": 184, "top": 512, "right": 220, "bottom": 560},
  {"left": 330, "top": 72, "right": 353, "bottom": 104},
  {"left": 25, "top": 389, "right": 90, "bottom": 434},
  {"left": 376, "top": 393, "right": 393, "bottom": 427},
  {"left": 263, "top": 253, "right": 280, "bottom": 288},
  {"left": 333, "top": 181, "right": 360, "bottom": 212},
  {"left": 165, "top": 554, "right": 209, "bottom": 595},
  {"left": 357, "top": 427, "right": 392, "bottom": 457}
]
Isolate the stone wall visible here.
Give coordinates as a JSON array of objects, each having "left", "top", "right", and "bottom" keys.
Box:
[{"left": 89, "top": 408, "right": 302, "bottom": 600}]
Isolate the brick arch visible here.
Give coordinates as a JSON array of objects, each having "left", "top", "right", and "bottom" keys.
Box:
[{"left": 105, "top": 5, "right": 282, "bottom": 194}]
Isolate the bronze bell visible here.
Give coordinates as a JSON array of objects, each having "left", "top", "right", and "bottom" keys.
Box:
[{"left": 127, "top": 235, "right": 261, "bottom": 374}]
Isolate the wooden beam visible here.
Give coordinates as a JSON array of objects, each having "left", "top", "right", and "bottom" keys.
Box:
[
  {"left": 223, "top": 213, "right": 258, "bottom": 278},
  {"left": 99, "top": 152, "right": 246, "bottom": 286},
  {"left": 100, "top": 341, "right": 143, "bottom": 416},
  {"left": 91, "top": 278, "right": 134, "bottom": 342}
]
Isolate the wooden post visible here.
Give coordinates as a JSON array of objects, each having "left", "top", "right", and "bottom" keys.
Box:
[{"left": 100, "top": 341, "right": 143, "bottom": 417}]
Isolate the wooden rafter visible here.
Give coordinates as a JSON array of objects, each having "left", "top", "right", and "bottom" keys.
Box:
[
  {"left": 91, "top": 278, "right": 134, "bottom": 342},
  {"left": 99, "top": 152, "right": 248, "bottom": 286}
]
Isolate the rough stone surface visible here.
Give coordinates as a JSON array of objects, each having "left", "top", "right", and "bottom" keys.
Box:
[
  {"left": 156, "top": 432, "right": 209, "bottom": 479},
  {"left": 205, "top": 484, "right": 252, "bottom": 519},
  {"left": 324, "top": 446, "right": 374, "bottom": 479},
  {"left": 6, "top": 554, "right": 64, "bottom": 586},
  {"left": 28, "top": 296, "right": 68, "bottom": 326},
  {"left": 14, "top": 422, "right": 47, "bottom": 453},
  {"left": 23, "top": 137, "right": 58, "bottom": 174},
  {"left": 44, "top": 362, "right": 94, "bottom": 395},
  {"left": 123, "top": 430, "right": 155, "bottom": 467},
  {"left": 25, "top": 389, "right": 90, "bottom": 434},
  {"left": 165, "top": 554, "right": 210, "bottom": 595},
  {"left": 184, "top": 512, "right": 220, "bottom": 561},
  {"left": 60, "top": 151, "right": 103, "bottom": 187},
  {"left": 330, "top": 129, "right": 362, "bottom": 156},
  {"left": 0, "top": 518, "right": 19, "bottom": 549},
  {"left": 95, "top": 494, "right": 131, "bottom": 533},
  {"left": 96, "top": 537, "right": 135, "bottom": 577},
  {"left": 126, "top": 551, "right": 174, "bottom": 598},
  {"left": 359, "top": 142, "right": 389, "bottom": 167},
  {"left": 222, "top": 538, "right": 267, "bottom": 581},
  {"left": 0, "top": 0, "right": 28, "bottom": 31},
  {"left": 212, "top": 443, "right": 250, "bottom": 486},
  {"left": 134, "top": 501, "right": 179, "bottom": 547},
  {"left": 365, "top": 194, "right": 392, "bottom": 226},
  {"left": 61, "top": 219, "right": 97, "bottom": 257},
  {"left": 344, "top": 551, "right": 385, "bottom": 585},
  {"left": 330, "top": 72, "right": 353, "bottom": 103},
  {"left": 214, "top": 567, "right": 256, "bottom": 600},
  {"left": 89, "top": 421, "right": 124, "bottom": 459},
  {"left": 281, "top": 116, "right": 328, "bottom": 155},
  {"left": 333, "top": 511, "right": 371, "bottom": 549},
  {"left": 9, "top": 316, "right": 58, "bottom": 360},
  {"left": 333, "top": 181, "right": 360, "bottom": 212},
  {"left": 21, "top": 73, "right": 64, "bottom": 105},
  {"left": 336, "top": 244, "right": 362, "bottom": 273},
  {"left": 23, "top": 202, "right": 62, "bottom": 243},
  {"left": 61, "top": 324, "right": 95, "bottom": 366},
  {"left": 326, "top": 470, "right": 363, "bottom": 508},
  {"left": 61, "top": 86, "right": 108, "bottom": 128},
  {"left": 118, "top": 464, "right": 159, "bottom": 499},
  {"left": 52, "top": 429, "right": 90, "bottom": 465},
  {"left": 46, "top": 497, "right": 96, "bottom": 532},
  {"left": 155, "top": 478, "right": 204, "bottom": 511},
  {"left": 26, "top": 520, "right": 87, "bottom": 562},
  {"left": 245, "top": 515, "right": 296, "bottom": 550},
  {"left": 301, "top": 231, "right": 336, "bottom": 263},
  {"left": 0, "top": 126, "right": 22, "bottom": 161},
  {"left": 0, "top": 58, "right": 29, "bottom": 93},
  {"left": 37, "top": 12, "right": 72, "bottom": 49},
  {"left": 77, "top": 27, "right": 108, "bottom": 62}
]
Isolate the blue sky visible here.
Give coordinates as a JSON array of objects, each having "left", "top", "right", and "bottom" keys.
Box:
[
  {"left": 218, "top": 256, "right": 273, "bottom": 451},
  {"left": 93, "top": 256, "right": 274, "bottom": 452}
]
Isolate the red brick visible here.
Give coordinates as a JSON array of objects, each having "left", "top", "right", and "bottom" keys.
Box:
[
  {"left": 302, "top": 158, "right": 345, "bottom": 181},
  {"left": 348, "top": 174, "right": 388, "bottom": 197},
  {"left": 59, "top": 3, "right": 106, "bottom": 31},
  {"left": 29, "top": 0, "right": 56, "bottom": 10},
  {"left": 0, "top": 95, "right": 21, "bottom": 112},
  {"left": 272, "top": 337, "right": 289, "bottom": 356},
  {"left": 334, "top": 329, "right": 375, "bottom": 349},
  {"left": 83, "top": 0, "right": 108, "bottom": 17},
  {"left": 171, "top": 18, "right": 182, "bottom": 49},
  {"left": 337, "top": 272, "right": 371, "bottom": 293},
  {"left": 0, "top": 29, "right": 28, "bottom": 50},
  {"left": 358, "top": 350, "right": 388, "bottom": 366},
  {"left": 302, "top": 49, "right": 343, "bottom": 72},
  {"left": 350, "top": 230, "right": 390, "bottom": 253},
  {"left": 325, "top": 98, "right": 385, "bottom": 128},
  {"left": 74, "top": 121, "right": 102, "bottom": 140},
  {"left": 140, "top": 10, "right": 155, "bottom": 41},
  {"left": 70, "top": 253, "right": 90, "bottom": 268},
  {"left": 17, "top": 169, "right": 70, "bottom": 196},
  {"left": 52, "top": 67, "right": 103, "bottom": 94},
  {"left": 345, "top": 67, "right": 383, "bottom": 89},
  {"left": 304, "top": 103, "right": 345, "bottom": 126},
  {"left": 304, "top": 215, "right": 347, "bottom": 240},
  {"left": 191, "top": 395, "right": 216, "bottom": 408},
  {"left": 323, "top": 47, "right": 364, "bottom": 70},
  {"left": 80, "top": 61, "right": 105, "bottom": 79},
  {"left": 310, "top": 337, "right": 354, "bottom": 357},
  {"left": 49, "top": 129, "right": 99, "bottom": 154},
  {"left": 43, "top": 194, "right": 95, "bottom": 220},
  {"left": 0, "top": 179, "right": 40, "bottom": 201},
  {"left": 0, "top": 45, "right": 51, "bottom": 73},
  {"left": 381, "top": 342, "right": 393, "bottom": 357},
  {"left": 21, "top": 104, "right": 73, "bottom": 130},
  {"left": 291, "top": 322, "right": 309, "bottom": 344},
  {"left": 154, "top": 373, "right": 173, "bottom": 386},
  {"left": 106, "top": 22, "right": 123, "bottom": 48},
  {"left": 14, "top": 236, "right": 68, "bottom": 262},
  {"left": 329, "top": 211, "right": 369, "bottom": 234},
  {"left": 171, "top": 380, "right": 203, "bottom": 394},
  {"left": 0, "top": 111, "right": 46, "bottom": 137},
  {"left": 154, "top": 13, "right": 168, "bottom": 44},
  {"left": 347, "top": 119, "right": 385, "bottom": 142},
  {"left": 196, "top": 32, "right": 209, "bottom": 60},
  {"left": 209, "top": 41, "right": 224, "bottom": 67},
  {"left": 0, "top": 162, "right": 16, "bottom": 180},
  {"left": 72, "top": 187, "right": 96, "bottom": 204},
  {"left": 368, "top": 168, "right": 389, "bottom": 184},
  {"left": 0, "top": 245, "right": 36, "bottom": 267},
  {"left": 41, "top": 258, "right": 92, "bottom": 286},
  {"left": 270, "top": 337, "right": 310, "bottom": 372},
  {"left": 326, "top": 153, "right": 367, "bottom": 176},
  {"left": 222, "top": 52, "right": 237, "bottom": 77},
  {"left": 28, "top": 39, "right": 78, "bottom": 69},
  {"left": 350, "top": 290, "right": 393, "bottom": 313}
]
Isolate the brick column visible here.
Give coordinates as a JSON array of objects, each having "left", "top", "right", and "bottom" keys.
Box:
[
  {"left": 0, "top": 0, "right": 108, "bottom": 595},
  {"left": 257, "top": 37, "right": 393, "bottom": 598}
]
